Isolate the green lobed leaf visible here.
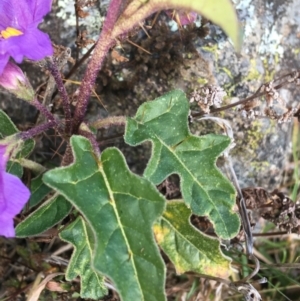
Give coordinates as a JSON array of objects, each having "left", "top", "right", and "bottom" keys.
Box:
[
  {"left": 16, "top": 194, "right": 72, "bottom": 237},
  {"left": 125, "top": 90, "right": 240, "bottom": 239},
  {"left": 59, "top": 216, "right": 108, "bottom": 300},
  {"left": 28, "top": 174, "right": 52, "bottom": 208},
  {"left": 16, "top": 138, "right": 35, "bottom": 159},
  {"left": 6, "top": 138, "right": 35, "bottom": 177},
  {"left": 6, "top": 161, "right": 23, "bottom": 178},
  {"left": 153, "top": 200, "right": 231, "bottom": 278},
  {"left": 43, "top": 136, "right": 167, "bottom": 301},
  {"left": 0, "top": 109, "right": 19, "bottom": 137}
]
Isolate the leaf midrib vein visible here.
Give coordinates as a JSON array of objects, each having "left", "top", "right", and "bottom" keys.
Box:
[{"left": 100, "top": 167, "right": 144, "bottom": 300}]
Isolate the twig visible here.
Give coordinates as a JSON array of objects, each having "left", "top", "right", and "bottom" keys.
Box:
[
  {"left": 75, "top": 0, "right": 80, "bottom": 61},
  {"left": 65, "top": 43, "right": 96, "bottom": 80},
  {"left": 126, "top": 38, "right": 152, "bottom": 54},
  {"left": 192, "top": 71, "right": 300, "bottom": 118},
  {"left": 198, "top": 117, "right": 254, "bottom": 256}
]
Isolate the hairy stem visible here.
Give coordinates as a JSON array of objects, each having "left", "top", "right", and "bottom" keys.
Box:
[
  {"left": 32, "top": 99, "right": 57, "bottom": 124},
  {"left": 72, "top": 0, "right": 123, "bottom": 131},
  {"left": 90, "top": 116, "right": 126, "bottom": 129},
  {"left": 79, "top": 127, "right": 101, "bottom": 156},
  {"left": 19, "top": 121, "right": 56, "bottom": 140},
  {"left": 72, "top": 0, "right": 161, "bottom": 131},
  {"left": 18, "top": 158, "right": 47, "bottom": 174},
  {"left": 47, "top": 59, "right": 72, "bottom": 134}
]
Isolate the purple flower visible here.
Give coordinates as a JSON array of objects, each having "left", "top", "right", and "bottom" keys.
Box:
[
  {"left": 0, "top": 144, "right": 30, "bottom": 237},
  {"left": 0, "top": 61, "right": 34, "bottom": 101},
  {"left": 0, "top": 0, "right": 53, "bottom": 75}
]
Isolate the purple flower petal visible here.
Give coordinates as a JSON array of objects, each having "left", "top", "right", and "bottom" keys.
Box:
[
  {"left": 0, "top": 144, "right": 30, "bottom": 237},
  {"left": 0, "top": 0, "right": 53, "bottom": 75},
  {"left": 0, "top": 0, "right": 53, "bottom": 28},
  {"left": 0, "top": 0, "right": 32, "bottom": 30},
  {"left": 28, "top": 0, "right": 53, "bottom": 24},
  {"left": 0, "top": 215, "right": 14, "bottom": 237},
  {"left": 5, "top": 28, "right": 53, "bottom": 63},
  {"left": 1, "top": 172, "right": 30, "bottom": 217}
]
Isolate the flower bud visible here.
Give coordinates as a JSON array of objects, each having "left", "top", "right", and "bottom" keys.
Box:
[
  {"left": 166, "top": 10, "right": 198, "bottom": 26},
  {"left": 0, "top": 61, "right": 34, "bottom": 101}
]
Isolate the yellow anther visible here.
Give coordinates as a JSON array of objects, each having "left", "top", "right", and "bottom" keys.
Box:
[{"left": 0, "top": 27, "right": 23, "bottom": 39}]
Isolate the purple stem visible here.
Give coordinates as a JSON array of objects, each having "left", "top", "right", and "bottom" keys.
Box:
[
  {"left": 47, "top": 59, "right": 72, "bottom": 134},
  {"left": 73, "top": 0, "right": 208, "bottom": 131},
  {"left": 19, "top": 121, "right": 56, "bottom": 141},
  {"left": 78, "top": 128, "right": 101, "bottom": 157},
  {"left": 102, "top": 0, "right": 123, "bottom": 32},
  {"left": 32, "top": 99, "right": 57, "bottom": 124},
  {"left": 72, "top": 0, "right": 123, "bottom": 131}
]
